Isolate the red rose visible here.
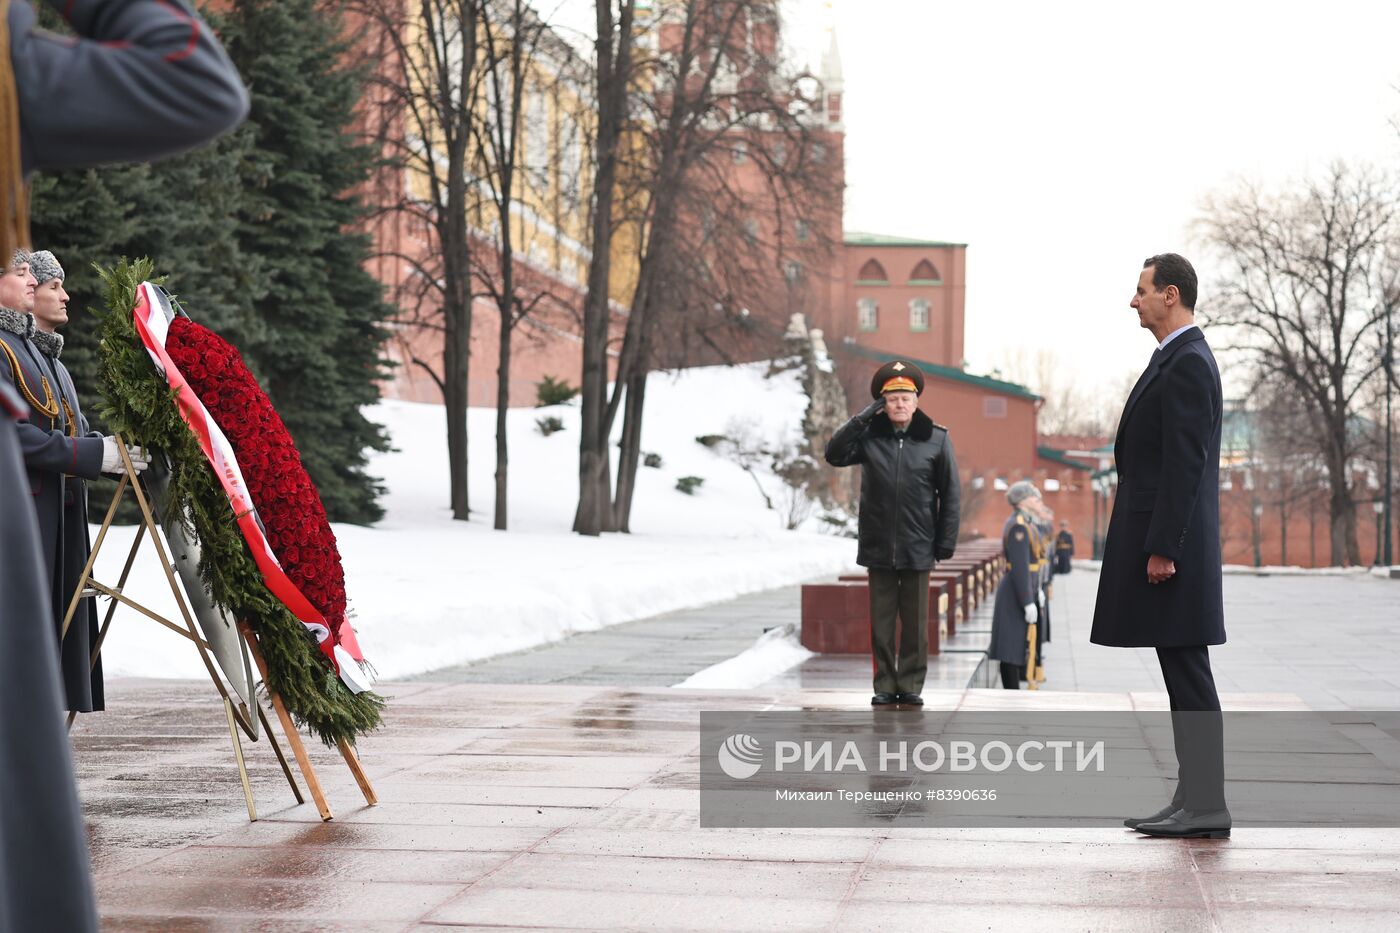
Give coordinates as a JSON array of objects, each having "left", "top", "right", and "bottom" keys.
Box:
[{"left": 167, "top": 319, "right": 349, "bottom": 636}]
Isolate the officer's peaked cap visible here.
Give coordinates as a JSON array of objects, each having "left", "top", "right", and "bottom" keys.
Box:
[{"left": 870, "top": 359, "right": 925, "bottom": 399}]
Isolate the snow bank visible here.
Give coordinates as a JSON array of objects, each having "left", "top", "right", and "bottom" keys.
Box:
[
  {"left": 673, "top": 623, "right": 813, "bottom": 689},
  {"left": 91, "top": 362, "right": 856, "bottom": 681}
]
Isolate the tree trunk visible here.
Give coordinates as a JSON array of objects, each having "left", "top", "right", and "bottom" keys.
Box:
[
  {"left": 575, "top": 1, "right": 632, "bottom": 536},
  {"left": 613, "top": 371, "right": 646, "bottom": 532},
  {"left": 494, "top": 296, "right": 511, "bottom": 530},
  {"left": 444, "top": 296, "right": 471, "bottom": 520}
]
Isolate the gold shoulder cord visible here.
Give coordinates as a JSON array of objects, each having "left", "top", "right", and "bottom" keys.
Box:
[{"left": 0, "top": 337, "right": 59, "bottom": 421}]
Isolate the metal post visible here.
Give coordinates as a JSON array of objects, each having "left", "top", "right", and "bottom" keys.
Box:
[
  {"left": 1385, "top": 306, "right": 1393, "bottom": 566},
  {"left": 1091, "top": 482, "right": 1102, "bottom": 559},
  {"left": 1253, "top": 503, "right": 1263, "bottom": 568}
]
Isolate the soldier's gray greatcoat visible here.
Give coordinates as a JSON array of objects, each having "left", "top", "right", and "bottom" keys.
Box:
[
  {"left": 1, "top": 3, "right": 249, "bottom": 931},
  {"left": 988, "top": 510, "right": 1046, "bottom": 666}
]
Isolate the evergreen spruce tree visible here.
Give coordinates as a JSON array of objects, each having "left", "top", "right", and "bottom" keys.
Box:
[
  {"left": 29, "top": 1, "right": 392, "bottom": 524},
  {"left": 221, "top": 0, "right": 392, "bottom": 524}
]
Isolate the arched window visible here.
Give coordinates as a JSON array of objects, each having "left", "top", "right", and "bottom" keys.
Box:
[
  {"left": 858, "top": 298, "right": 878, "bottom": 332},
  {"left": 909, "top": 298, "right": 929, "bottom": 332},
  {"left": 909, "top": 259, "right": 941, "bottom": 284},
  {"left": 856, "top": 259, "right": 888, "bottom": 284}
]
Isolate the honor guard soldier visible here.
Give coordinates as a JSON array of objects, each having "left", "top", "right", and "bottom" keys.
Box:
[
  {"left": 0, "top": 2, "right": 249, "bottom": 930},
  {"left": 1054, "top": 520, "right": 1075, "bottom": 574},
  {"left": 988, "top": 481, "right": 1048, "bottom": 689},
  {"left": 826, "top": 360, "right": 961, "bottom": 707}
]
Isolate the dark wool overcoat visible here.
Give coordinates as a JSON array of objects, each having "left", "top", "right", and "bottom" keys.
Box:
[
  {"left": 1054, "top": 531, "right": 1074, "bottom": 574},
  {"left": 1091, "top": 327, "right": 1226, "bottom": 647},
  {"left": 35, "top": 333, "right": 106, "bottom": 711},
  {"left": 825, "top": 408, "right": 961, "bottom": 571},
  {"left": 0, "top": 313, "right": 105, "bottom": 710}
]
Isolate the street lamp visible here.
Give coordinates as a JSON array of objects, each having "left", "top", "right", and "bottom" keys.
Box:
[
  {"left": 1385, "top": 305, "right": 1394, "bottom": 566},
  {"left": 1252, "top": 503, "right": 1264, "bottom": 568},
  {"left": 1375, "top": 500, "right": 1385, "bottom": 567},
  {"left": 1091, "top": 477, "right": 1103, "bottom": 560}
]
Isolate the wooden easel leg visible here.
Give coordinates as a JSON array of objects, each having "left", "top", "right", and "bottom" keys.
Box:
[
  {"left": 239, "top": 624, "right": 333, "bottom": 821},
  {"left": 224, "top": 698, "right": 257, "bottom": 822},
  {"left": 336, "top": 738, "right": 378, "bottom": 807},
  {"left": 61, "top": 473, "right": 129, "bottom": 641},
  {"left": 259, "top": 704, "right": 304, "bottom": 805},
  {"left": 1026, "top": 622, "right": 1039, "bottom": 692}
]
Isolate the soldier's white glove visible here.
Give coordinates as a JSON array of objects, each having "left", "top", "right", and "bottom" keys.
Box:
[
  {"left": 125, "top": 444, "right": 151, "bottom": 474},
  {"left": 101, "top": 438, "right": 151, "bottom": 475},
  {"left": 101, "top": 436, "right": 122, "bottom": 473},
  {"left": 1023, "top": 604, "right": 1037, "bottom": 624}
]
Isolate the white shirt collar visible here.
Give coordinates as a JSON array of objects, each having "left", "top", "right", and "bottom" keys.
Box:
[{"left": 1157, "top": 322, "right": 1196, "bottom": 351}]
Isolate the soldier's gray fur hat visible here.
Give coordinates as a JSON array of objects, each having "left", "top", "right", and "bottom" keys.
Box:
[
  {"left": 28, "top": 250, "right": 64, "bottom": 285},
  {"left": 1007, "top": 480, "right": 1041, "bottom": 507},
  {"left": 10, "top": 248, "right": 29, "bottom": 272}
]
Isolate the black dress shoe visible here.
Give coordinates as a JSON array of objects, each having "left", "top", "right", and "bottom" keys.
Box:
[
  {"left": 871, "top": 693, "right": 897, "bottom": 706},
  {"left": 1123, "top": 803, "right": 1180, "bottom": 829},
  {"left": 895, "top": 693, "right": 924, "bottom": 706},
  {"left": 1135, "top": 808, "right": 1231, "bottom": 839}
]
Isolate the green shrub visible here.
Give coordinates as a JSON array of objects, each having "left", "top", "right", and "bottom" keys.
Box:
[
  {"left": 644, "top": 452, "right": 663, "bottom": 468},
  {"left": 536, "top": 375, "right": 579, "bottom": 407},
  {"left": 676, "top": 476, "right": 705, "bottom": 495},
  {"left": 695, "top": 434, "right": 726, "bottom": 448},
  {"left": 536, "top": 415, "right": 565, "bottom": 436}
]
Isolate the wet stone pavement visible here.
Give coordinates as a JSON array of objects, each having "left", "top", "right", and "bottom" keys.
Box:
[
  {"left": 75, "top": 570, "right": 1400, "bottom": 930},
  {"left": 79, "top": 676, "right": 1400, "bottom": 931}
]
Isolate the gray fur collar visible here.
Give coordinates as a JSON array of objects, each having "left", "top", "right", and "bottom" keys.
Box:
[
  {"left": 31, "top": 328, "right": 63, "bottom": 358},
  {"left": 0, "top": 305, "right": 34, "bottom": 340}
]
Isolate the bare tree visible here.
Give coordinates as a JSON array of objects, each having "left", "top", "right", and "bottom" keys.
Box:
[
  {"left": 574, "top": 0, "right": 638, "bottom": 536},
  {"left": 1197, "top": 163, "right": 1400, "bottom": 564},
  {"left": 591, "top": 0, "right": 841, "bottom": 533},
  {"left": 473, "top": 0, "right": 584, "bottom": 529},
  {"left": 353, "top": 0, "right": 486, "bottom": 520}
]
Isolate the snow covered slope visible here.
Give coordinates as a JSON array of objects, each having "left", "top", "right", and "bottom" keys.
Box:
[{"left": 91, "top": 362, "right": 856, "bottom": 681}]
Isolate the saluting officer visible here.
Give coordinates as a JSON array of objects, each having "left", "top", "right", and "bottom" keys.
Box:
[
  {"left": 988, "top": 481, "right": 1048, "bottom": 689},
  {"left": 826, "top": 360, "right": 961, "bottom": 707},
  {"left": 1054, "top": 520, "right": 1075, "bottom": 574}
]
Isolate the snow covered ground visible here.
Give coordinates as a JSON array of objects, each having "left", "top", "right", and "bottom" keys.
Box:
[{"left": 91, "top": 362, "right": 856, "bottom": 681}]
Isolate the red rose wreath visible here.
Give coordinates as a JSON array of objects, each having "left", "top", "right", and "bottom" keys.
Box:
[{"left": 164, "top": 317, "right": 355, "bottom": 652}]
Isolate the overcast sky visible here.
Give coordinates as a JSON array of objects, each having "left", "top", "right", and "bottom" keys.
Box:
[{"left": 779, "top": 0, "right": 1400, "bottom": 396}]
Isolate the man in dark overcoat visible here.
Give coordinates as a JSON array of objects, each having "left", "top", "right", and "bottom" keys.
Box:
[
  {"left": 826, "top": 360, "right": 961, "bottom": 707},
  {"left": 1091, "top": 252, "right": 1229, "bottom": 838},
  {"left": 1054, "top": 521, "right": 1074, "bottom": 574},
  {"left": 988, "top": 481, "right": 1046, "bottom": 689}
]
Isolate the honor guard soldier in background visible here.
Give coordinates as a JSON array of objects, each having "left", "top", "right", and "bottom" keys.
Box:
[
  {"left": 0, "top": 2, "right": 249, "bottom": 931},
  {"left": 1054, "top": 520, "right": 1075, "bottom": 574},
  {"left": 988, "top": 481, "right": 1048, "bottom": 689},
  {"left": 0, "top": 252, "right": 149, "bottom": 712},
  {"left": 826, "top": 359, "right": 961, "bottom": 707}
]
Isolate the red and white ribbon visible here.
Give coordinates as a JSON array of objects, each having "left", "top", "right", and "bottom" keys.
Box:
[{"left": 132, "top": 283, "right": 370, "bottom": 693}]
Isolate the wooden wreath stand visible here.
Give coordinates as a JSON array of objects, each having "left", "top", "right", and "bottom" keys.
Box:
[{"left": 61, "top": 436, "right": 376, "bottom": 822}]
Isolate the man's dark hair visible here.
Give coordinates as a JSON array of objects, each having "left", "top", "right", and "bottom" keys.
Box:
[{"left": 1143, "top": 253, "right": 1197, "bottom": 310}]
